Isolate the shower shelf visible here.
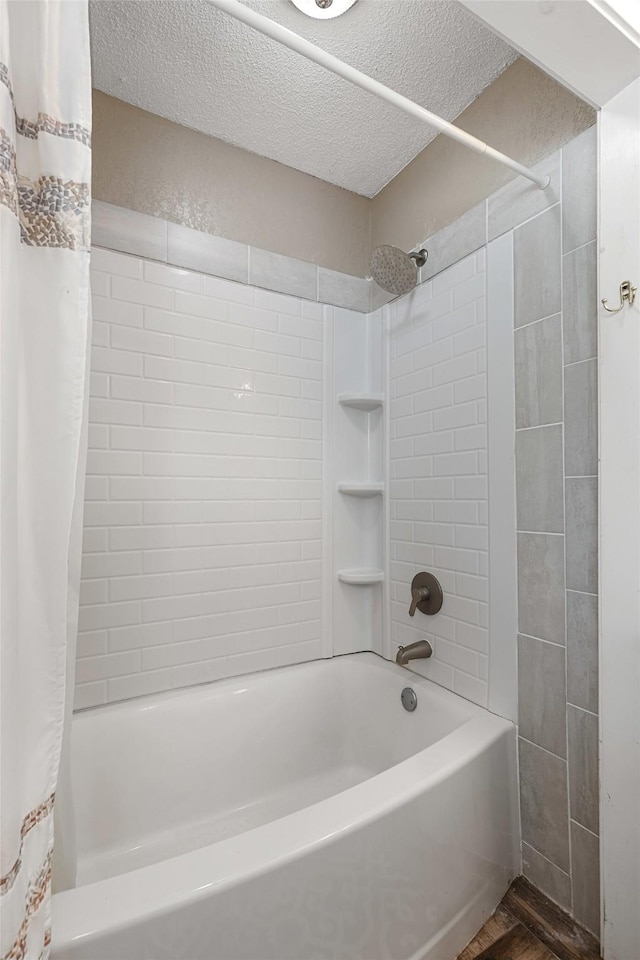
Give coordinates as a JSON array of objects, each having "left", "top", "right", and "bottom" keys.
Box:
[
  {"left": 337, "top": 393, "right": 384, "bottom": 411},
  {"left": 337, "top": 569, "right": 384, "bottom": 585},
  {"left": 337, "top": 482, "right": 384, "bottom": 497}
]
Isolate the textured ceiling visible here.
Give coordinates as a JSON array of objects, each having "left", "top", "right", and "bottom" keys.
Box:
[{"left": 89, "top": 0, "right": 518, "bottom": 197}]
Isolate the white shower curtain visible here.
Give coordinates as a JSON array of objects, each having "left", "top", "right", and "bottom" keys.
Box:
[{"left": 0, "top": 2, "right": 91, "bottom": 958}]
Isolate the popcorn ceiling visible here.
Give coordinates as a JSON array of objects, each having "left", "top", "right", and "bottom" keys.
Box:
[{"left": 89, "top": 0, "right": 517, "bottom": 198}]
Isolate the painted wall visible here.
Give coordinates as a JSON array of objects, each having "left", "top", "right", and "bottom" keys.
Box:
[
  {"left": 370, "top": 59, "right": 595, "bottom": 256},
  {"left": 93, "top": 59, "right": 594, "bottom": 280},
  {"left": 77, "top": 249, "right": 326, "bottom": 708},
  {"left": 92, "top": 91, "right": 371, "bottom": 278}
]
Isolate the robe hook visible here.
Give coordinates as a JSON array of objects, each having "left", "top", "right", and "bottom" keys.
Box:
[{"left": 602, "top": 280, "right": 637, "bottom": 314}]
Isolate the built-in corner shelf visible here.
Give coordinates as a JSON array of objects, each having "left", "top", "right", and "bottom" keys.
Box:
[
  {"left": 337, "top": 393, "right": 384, "bottom": 412},
  {"left": 337, "top": 482, "right": 385, "bottom": 498},
  {"left": 337, "top": 569, "right": 385, "bottom": 585}
]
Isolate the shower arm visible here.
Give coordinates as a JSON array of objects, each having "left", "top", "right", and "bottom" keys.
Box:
[{"left": 205, "top": 0, "right": 550, "bottom": 191}]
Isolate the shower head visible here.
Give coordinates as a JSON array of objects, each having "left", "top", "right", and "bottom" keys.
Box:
[{"left": 369, "top": 245, "right": 428, "bottom": 297}]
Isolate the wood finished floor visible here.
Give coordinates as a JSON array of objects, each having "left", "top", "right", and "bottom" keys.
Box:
[{"left": 457, "top": 878, "right": 601, "bottom": 960}]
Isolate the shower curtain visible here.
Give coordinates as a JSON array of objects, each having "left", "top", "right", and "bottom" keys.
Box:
[{"left": 0, "top": 2, "right": 91, "bottom": 957}]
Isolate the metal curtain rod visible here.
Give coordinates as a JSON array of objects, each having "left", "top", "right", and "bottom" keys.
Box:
[{"left": 206, "top": 0, "right": 550, "bottom": 190}]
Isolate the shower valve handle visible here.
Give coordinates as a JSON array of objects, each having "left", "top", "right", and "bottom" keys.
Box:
[
  {"left": 409, "top": 586, "right": 430, "bottom": 617},
  {"left": 407, "top": 572, "right": 444, "bottom": 617}
]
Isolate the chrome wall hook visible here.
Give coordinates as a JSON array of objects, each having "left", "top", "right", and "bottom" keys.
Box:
[{"left": 602, "top": 280, "right": 637, "bottom": 313}]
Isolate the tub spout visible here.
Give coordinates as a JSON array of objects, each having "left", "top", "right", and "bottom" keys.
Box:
[{"left": 396, "top": 640, "right": 433, "bottom": 666}]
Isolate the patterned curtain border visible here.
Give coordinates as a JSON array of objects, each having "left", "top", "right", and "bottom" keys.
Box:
[
  {"left": 0, "top": 126, "right": 90, "bottom": 249},
  {"left": 0, "top": 794, "right": 55, "bottom": 897},
  {"left": 1, "top": 852, "right": 53, "bottom": 960},
  {"left": 0, "top": 63, "right": 91, "bottom": 147}
]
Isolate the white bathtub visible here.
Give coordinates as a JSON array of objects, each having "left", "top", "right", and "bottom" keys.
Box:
[{"left": 51, "top": 653, "right": 519, "bottom": 960}]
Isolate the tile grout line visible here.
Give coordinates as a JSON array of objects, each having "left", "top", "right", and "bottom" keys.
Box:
[
  {"left": 514, "top": 310, "right": 562, "bottom": 332},
  {"left": 522, "top": 839, "right": 572, "bottom": 880},
  {"left": 563, "top": 236, "right": 597, "bottom": 258},
  {"left": 564, "top": 356, "right": 597, "bottom": 370},
  {"left": 491, "top": 197, "right": 562, "bottom": 245},
  {"left": 515, "top": 421, "right": 563, "bottom": 433},
  {"left": 519, "top": 734, "right": 567, "bottom": 766},
  {"left": 567, "top": 702, "right": 599, "bottom": 719},
  {"left": 519, "top": 631, "right": 567, "bottom": 650},
  {"left": 516, "top": 530, "right": 564, "bottom": 537},
  {"left": 570, "top": 817, "right": 599, "bottom": 841}
]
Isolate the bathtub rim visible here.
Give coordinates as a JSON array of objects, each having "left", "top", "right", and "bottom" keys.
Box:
[
  {"left": 68, "top": 649, "right": 479, "bottom": 720},
  {"left": 52, "top": 653, "right": 517, "bottom": 952}
]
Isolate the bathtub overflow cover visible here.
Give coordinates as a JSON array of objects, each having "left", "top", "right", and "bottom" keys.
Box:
[{"left": 401, "top": 687, "right": 417, "bottom": 712}]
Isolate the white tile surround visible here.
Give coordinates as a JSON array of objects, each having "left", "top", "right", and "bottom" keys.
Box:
[
  {"left": 76, "top": 130, "right": 600, "bottom": 934},
  {"left": 377, "top": 143, "right": 565, "bottom": 713},
  {"left": 77, "top": 249, "right": 328, "bottom": 708},
  {"left": 387, "top": 250, "right": 490, "bottom": 707},
  {"left": 79, "top": 144, "right": 571, "bottom": 713}
]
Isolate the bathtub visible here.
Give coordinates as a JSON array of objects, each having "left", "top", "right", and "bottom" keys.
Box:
[{"left": 51, "top": 652, "right": 518, "bottom": 960}]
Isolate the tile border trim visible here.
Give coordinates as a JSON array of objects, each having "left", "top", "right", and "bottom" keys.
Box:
[
  {"left": 92, "top": 140, "right": 585, "bottom": 318},
  {"left": 92, "top": 200, "right": 372, "bottom": 314}
]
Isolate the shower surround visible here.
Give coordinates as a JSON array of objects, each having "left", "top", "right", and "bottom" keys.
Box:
[
  {"left": 388, "top": 248, "right": 491, "bottom": 707},
  {"left": 79, "top": 247, "right": 329, "bottom": 706},
  {"left": 76, "top": 125, "right": 598, "bottom": 935}
]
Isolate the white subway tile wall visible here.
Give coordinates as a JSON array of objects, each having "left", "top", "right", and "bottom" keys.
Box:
[
  {"left": 389, "top": 250, "right": 488, "bottom": 706},
  {"left": 77, "top": 248, "right": 324, "bottom": 708}
]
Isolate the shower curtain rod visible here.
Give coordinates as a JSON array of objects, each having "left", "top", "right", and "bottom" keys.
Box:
[{"left": 206, "top": 0, "right": 550, "bottom": 191}]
